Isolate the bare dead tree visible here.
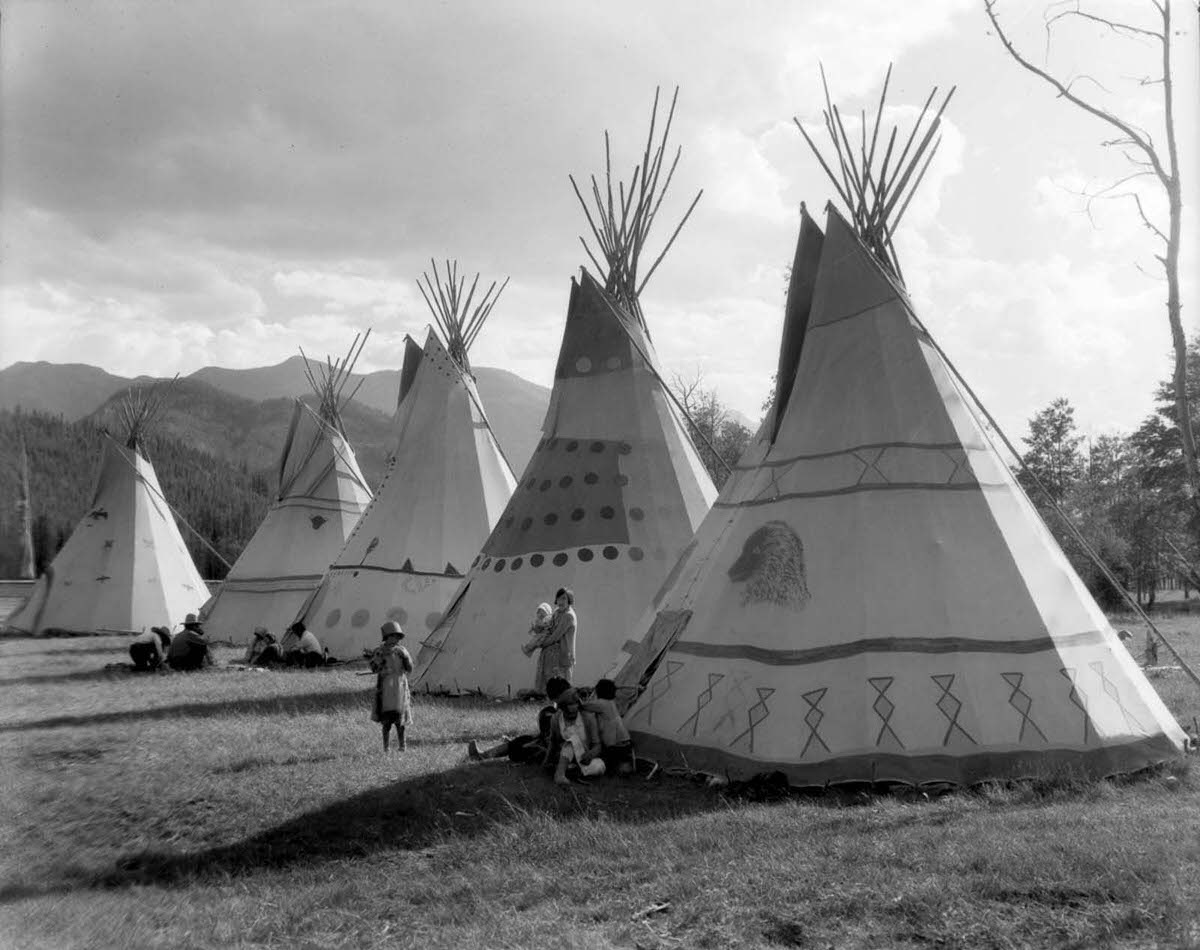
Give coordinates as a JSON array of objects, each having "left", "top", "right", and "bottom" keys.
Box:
[{"left": 983, "top": 0, "right": 1198, "bottom": 518}]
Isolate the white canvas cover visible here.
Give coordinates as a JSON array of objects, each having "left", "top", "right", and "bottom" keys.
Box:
[
  {"left": 199, "top": 400, "right": 373, "bottom": 641},
  {"left": 7, "top": 437, "right": 206, "bottom": 635},
  {"left": 413, "top": 270, "right": 717, "bottom": 695},
  {"left": 612, "top": 206, "right": 1186, "bottom": 786},
  {"left": 302, "top": 330, "right": 516, "bottom": 658}
]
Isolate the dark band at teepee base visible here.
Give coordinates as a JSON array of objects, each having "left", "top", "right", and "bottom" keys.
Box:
[{"left": 610, "top": 69, "right": 1187, "bottom": 787}]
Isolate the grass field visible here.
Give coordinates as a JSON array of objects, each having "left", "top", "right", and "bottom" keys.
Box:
[{"left": 1, "top": 617, "right": 1199, "bottom": 950}]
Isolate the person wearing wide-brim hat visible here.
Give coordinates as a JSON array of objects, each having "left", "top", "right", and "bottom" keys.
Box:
[
  {"left": 368, "top": 620, "right": 414, "bottom": 753},
  {"left": 129, "top": 625, "right": 172, "bottom": 671},
  {"left": 167, "top": 614, "right": 211, "bottom": 671}
]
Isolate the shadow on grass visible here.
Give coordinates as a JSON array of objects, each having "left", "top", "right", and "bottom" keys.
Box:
[
  {"left": 0, "top": 762, "right": 734, "bottom": 900},
  {"left": 0, "top": 687, "right": 372, "bottom": 733},
  {"left": 0, "top": 667, "right": 157, "bottom": 688}
]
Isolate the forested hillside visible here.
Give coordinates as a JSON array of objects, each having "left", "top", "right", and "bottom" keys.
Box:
[{"left": 0, "top": 410, "right": 271, "bottom": 579}]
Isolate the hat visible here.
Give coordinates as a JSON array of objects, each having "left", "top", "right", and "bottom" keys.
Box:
[
  {"left": 556, "top": 687, "right": 581, "bottom": 707},
  {"left": 380, "top": 620, "right": 405, "bottom": 640},
  {"left": 151, "top": 625, "right": 170, "bottom": 636},
  {"left": 183, "top": 613, "right": 203, "bottom": 628},
  {"left": 253, "top": 625, "right": 269, "bottom": 637}
]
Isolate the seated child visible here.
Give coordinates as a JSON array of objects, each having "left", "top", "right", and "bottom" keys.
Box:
[
  {"left": 582, "top": 678, "right": 635, "bottom": 774},
  {"left": 547, "top": 688, "right": 605, "bottom": 786},
  {"left": 245, "top": 626, "right": 282, "bottom": 667}
]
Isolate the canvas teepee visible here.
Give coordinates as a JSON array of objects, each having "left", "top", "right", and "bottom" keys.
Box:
[
  {"left": 611, "top": 73, "right": 1186, "bottom": 786},
  {"left": 414, "top": 90, "right": 717, "bottom": 695},
  {"left": 7, "top": 384, "right": 207, "bottom": 635},
  {"left": 199, "top": 338, "right": 374, "bottom": 642},
  {"left": 301, "top": 263, "right": 517, "bottom": 659}
]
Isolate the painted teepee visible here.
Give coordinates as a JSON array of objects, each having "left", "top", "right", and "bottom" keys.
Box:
[
  {"left": 7, "top": 384, "right": 207, "bottom": 635},
  {"left": 199, "top": 338, "right": 374, "bottom": 642},
  {"left": 414, "top": 90, "right": 717, "bottom": 695},
  {"left": 301, "top": 263, "right": 517, "bottom": 659},
  {"left": 612, "top": 73, "right": 1186, "bottom": 786}
]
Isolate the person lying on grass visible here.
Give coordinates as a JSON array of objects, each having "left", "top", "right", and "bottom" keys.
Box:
[
  {"left": 580, "top": 678, "right": 635, "bottom": 775},
  {"left": 368, "top": 621, "right": 413, "bottom": 753},
  {"left": 130, "top": 626, "right": 172, "bottom": 671},
  {"left": 546, "top": 687, "right": 604, "bottom": 786},
  {"left": 466, "top": 676, "right": 572, "bottom": 763}
]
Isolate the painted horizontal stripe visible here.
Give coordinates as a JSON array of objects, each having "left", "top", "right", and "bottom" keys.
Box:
[
  {"left": 713, "top": 480, "right": 1005, "bottom": 509},
  {"left": 209, "top": 585, "right": 317, "bottom": 596},
  {"left": 325, "top": 563, "right": 461, "bottom": 580},
  {"left": 218, "top": 574, "right": 323, "bottom": 587},
  {"left": 628, "top": 731, "right": 1183, "bottom": 788},
  {"left": 666, "top": 629, "right": 1107, "bottom": 666},
  {"left": 735, "top": 440, "right": 981, "bottom": 471},
  {"left": 275, "top": 497, "right": 365, "bottom": 512}
]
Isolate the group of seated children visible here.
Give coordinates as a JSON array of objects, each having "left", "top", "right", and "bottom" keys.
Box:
[
  {"left": 467, "top": 676, "right": 634, "bottom": 786},
  {"left": 244, "top": 621, "right": 328, "bottom": 668}
]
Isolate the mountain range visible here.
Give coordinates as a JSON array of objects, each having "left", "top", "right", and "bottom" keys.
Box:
[{"left": 0, "top": 357, "right": 550, "bottom": 482}]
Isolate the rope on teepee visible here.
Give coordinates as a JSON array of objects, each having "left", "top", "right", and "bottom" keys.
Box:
[
  {"left": 919, "top": 325, "right": 1200, "bottom": 694},
  {"left": 102, "top": 433, "right": 234, "bottom": 573}
]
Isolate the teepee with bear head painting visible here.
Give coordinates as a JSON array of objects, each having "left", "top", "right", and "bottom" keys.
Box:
[{"left": 610, "top": 71, "right": 1186, "bottom": 786}]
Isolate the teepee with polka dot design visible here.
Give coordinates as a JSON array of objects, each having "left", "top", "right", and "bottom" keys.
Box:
[{"left": 414, "top": 89, "right": 717, "bottom": 695}]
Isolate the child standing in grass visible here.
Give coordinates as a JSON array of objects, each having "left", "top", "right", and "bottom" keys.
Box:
[{"left": 369, "top": 621, "right": 413, "bottom": 753}]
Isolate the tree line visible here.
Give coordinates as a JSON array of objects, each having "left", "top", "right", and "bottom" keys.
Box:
[
  {"left": 0, "top": 409, "right": 271, "bottom": 580},
  {"left": 1018, "top": 335, "right": 1199, "bottom": 608}
]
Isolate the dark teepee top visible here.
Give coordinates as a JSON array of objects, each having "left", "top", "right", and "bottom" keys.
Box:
[
  {"left": 416, "top": 259, "right": 508, "bottom": 375},
  {"left": 117, "top": 376, "right": 179, "bottom": 450},
  {"left": 570, "top": 86, "right": 703, "bottom": 328},
  {"left": 299, "top": 331, "right": 370, "bottom": 432},
  {"left": 794, "top": 65, "right": 955, "bottom": 285}
]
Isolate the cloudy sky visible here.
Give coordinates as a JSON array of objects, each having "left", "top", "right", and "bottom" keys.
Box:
[{"left": 2, "top": 0, "right": 1196, "bottom": 445}]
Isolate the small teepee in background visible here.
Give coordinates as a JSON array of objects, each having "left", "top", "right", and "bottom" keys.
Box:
[
  {"left": 301, "top": 262, "right": 516, "bottom": 659},
  {"left": 199, "top": 337, "right": 374, "bottom": 642},
  {"left": 6, "top": 382, "right": 207, "bottom": 635},
  {"left": 612, "top": 69, "right": 1186, "bottom": 786},
  {"left": 414, "top": 89, "right": 717, "bottom": 695}
]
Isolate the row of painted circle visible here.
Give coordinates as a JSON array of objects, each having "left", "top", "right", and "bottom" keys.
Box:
[
  {"left": 536, "top": 438, "right": 634, "bottom": 454},
  {"left": 501, "top": 506, "right": 646, "bottom": 530},
  {"left": 323, "top": 604, "right": 442, "bottom": 631},
  {"left": 523, "top": 472, "right": 630, "bottom": 491},
  {"left": 470, "top": 546, "right": 665, "bottom": 572}
]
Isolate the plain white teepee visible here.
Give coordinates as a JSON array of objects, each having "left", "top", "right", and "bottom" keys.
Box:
[
  {"left": 199, "top": 340, "right": 374, "bottom": 642},
  {"left": 301, "top": 264, "right": 517, "bottom": 659},
  {"left": 7, "top": 387, "right": 207, "bottom": 635}
]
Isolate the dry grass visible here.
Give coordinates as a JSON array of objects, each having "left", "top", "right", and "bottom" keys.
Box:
[{"left": 0, "top": 621, "right": 1198, "bottom": 950}]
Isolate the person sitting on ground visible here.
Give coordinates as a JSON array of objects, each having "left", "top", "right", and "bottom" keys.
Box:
[
  {"left": 467, "top": 677, "right": 573, "bottom": 764},
  {"left": 130, "top": 626, "right": 171, "bottom": 671},
  {"left": 166, "top": 614, "right": 211, "bottom": 671},
  {"left": 280, "top": 620, "right": 324, "bottom": 668},
  {"left": 245, "top": 626, "right": 282, "bottom": 667},
  {"left": 369, "top": 621, "right": 414, "bottom": 753},
  {"left": 546, "top": 687, "right": 604, "bottom": 786},
  {"left": 581, "top": 677, "right": 635, "bottom": 775}
]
